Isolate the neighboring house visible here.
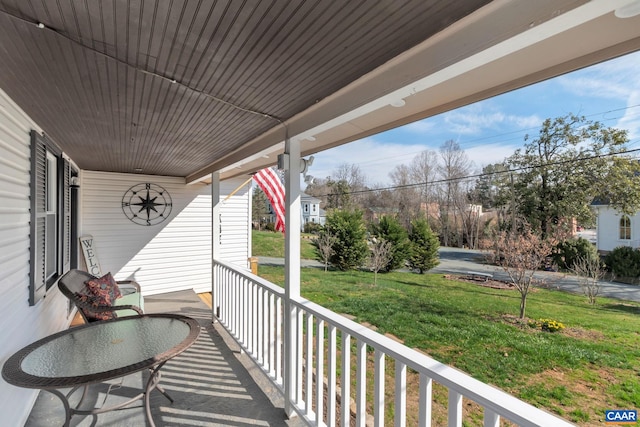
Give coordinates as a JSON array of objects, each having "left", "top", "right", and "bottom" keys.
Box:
[
  {"left": 592, "top": 200, "right": 638, "bottom": 253},
  {"left": 301, "top": 193, "right": 325, "bottom": 226},
  {"left": 263, "top": 192, "right": 326, "bottom": 229}
]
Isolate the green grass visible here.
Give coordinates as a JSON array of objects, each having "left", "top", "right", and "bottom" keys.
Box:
[
  {"left": 252, "top": 229, "right": 316, "bottom": 259},
  {"left": 257, "top": 265, "right": 640, "bottom": 423}
]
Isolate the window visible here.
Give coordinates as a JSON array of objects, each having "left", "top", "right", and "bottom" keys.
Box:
[
  {"left": 30, "top": 131, "right": 72, "bottom": 305},
  {"left": 312, "top": 204, "right": 316, "bottom": 212},
  {"left": 304, "top": 203, "right": 309, "bottom": 212},
  {"left": 620, "top": 215, "right": 631, "bottom": 240}
]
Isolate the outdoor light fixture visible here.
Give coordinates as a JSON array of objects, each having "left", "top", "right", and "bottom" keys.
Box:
[
  {"left": 615, "top": 0, "right": 640, "bottom": 18},
  {"left": 300, "top": 155, "right": 314, "bottom": 175},
  {"left": 390, "top": 99, "right": 406, "bottom": 107}
]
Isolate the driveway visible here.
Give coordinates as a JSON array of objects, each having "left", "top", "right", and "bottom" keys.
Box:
[{"left": 258, "top": 247, "right": 640, "bottom": 304}]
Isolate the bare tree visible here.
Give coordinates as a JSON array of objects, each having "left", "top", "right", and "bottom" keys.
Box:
[
  {"left": 571, "top": 255, "right": 605, "bottom": 305},
  {"left": 389, "top": 164, "right": 420, "bottom": 228},
  {"left": 368, "top": 238, "right": 393, "bottom": 285},
  {"left": 334, "top": 163, "right": 368, "bottom": 208},
  {"left": 492, "top": 227, "right": 558, "bottom": 318},
  {"left": 436, "top": 140, "right": 473, "bottom": 247},
  {"left": 314, "top": 232, "right": 337, "bottom": 272},
  {"left": 409, "top": 149, "right": 438, "bottom": 223}
]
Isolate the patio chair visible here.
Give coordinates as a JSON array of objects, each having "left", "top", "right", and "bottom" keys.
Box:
[{"left": 58, "top": 269, "right": 144, "bottom": 323}]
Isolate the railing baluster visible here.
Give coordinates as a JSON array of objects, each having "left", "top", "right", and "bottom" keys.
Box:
[
  {"left": 395, "top": 361, "right": 406, "bottom": 427},
  {"left": 327, "top": 324, "right": 337, "bottom": 427},
  {"left": 316, "top": 319, "right": 325, "bottom": 426},
  {"left": 484, "top": 409, "right": 499, "bottom": 427},
  {"left": 276, "top": 295, "right": 283, "bottom": 384},
  {"left": 374, "top": 350, "right": 384, "bottom": 427},
  {"left": 305, "top": 312, "right": 314, "bottom": 419},
  {"left": 419, "top": 374, "right": 432, "bottom": 427},
  {"left": 247, "top": 281, "right": 254, "bottom": 354},
  {"left": 242, "top": 277, "right": 247, "bottom": 347},
  {"left": 356, "top": 340, "right": 366, "bottom": 427},
  {"left": 262, "top": 288, "right": 268, "bottom": 367},
  {"left": 296, "top": 308, "right": 304, "bottom": 405},
  {"left": 341, "top": 332, "right": 351, "bottom": 427},
  {"left": 448, "top": 389, "right": 462, "bottom": 427},
  {"left": 268, "top": 292, "right": 275, "bottom": 376},
  {"left": 256, "top": 287, "right": 264, "bottom": 364}
]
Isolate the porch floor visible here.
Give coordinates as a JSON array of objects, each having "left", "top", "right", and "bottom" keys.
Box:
[{"left": 25, "top": 290, "right": 305, "bottom": 427}]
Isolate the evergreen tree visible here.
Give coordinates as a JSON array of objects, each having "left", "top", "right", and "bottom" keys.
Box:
[
  {"left": 370, "top": 215, "right": 410, "bottom": 272},
  {"left": 408, "top": 218, "right": 440, "bottom": 273},
  {"left": 324, "top": 210, "right": 368, "bottom": 270}
]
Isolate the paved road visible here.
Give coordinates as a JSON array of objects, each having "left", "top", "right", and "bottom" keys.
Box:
[{"left": 258, "top": 247, "right": 640, "bottom": 303}]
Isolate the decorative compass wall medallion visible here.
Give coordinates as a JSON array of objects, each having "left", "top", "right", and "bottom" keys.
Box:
[{"left": 122, "top": 183, "right": 172, "bottom": 226}]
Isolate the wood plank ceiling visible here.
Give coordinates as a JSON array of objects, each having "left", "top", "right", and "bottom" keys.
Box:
[{"left": 0, "top": 0, "right": 491, "bottom": 178}]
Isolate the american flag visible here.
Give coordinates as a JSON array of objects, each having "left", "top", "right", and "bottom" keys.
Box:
[{"left": 253, "top": 167, "right": 285, "bottom": 232}]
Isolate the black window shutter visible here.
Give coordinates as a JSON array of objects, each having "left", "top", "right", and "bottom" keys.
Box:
[
  {"left": 29, "top": 130, "right": 47, "bottom": 306},
  {"left": 62, "top": 159, "right": 71, "bottom": 273}
]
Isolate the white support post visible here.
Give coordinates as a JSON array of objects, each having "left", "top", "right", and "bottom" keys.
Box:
[
  {"left": 211, "top": 171, "right": 221, "bottom": 323},
  {"left": 284, "top": 138, "right": 302, "bottom": 417}
]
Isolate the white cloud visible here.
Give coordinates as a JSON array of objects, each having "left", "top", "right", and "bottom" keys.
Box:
[
  {"left": 403, "top": 120, "right": 436, "bottom": 134},
  {"left": 440, "top": 103, "right": 541, "bottom": 136},
  {"left": 311, "top": 137, "right": 429, "bottom": 185},
  {"left": 557, "top": 51, "right": 640, "bottom": 100}
]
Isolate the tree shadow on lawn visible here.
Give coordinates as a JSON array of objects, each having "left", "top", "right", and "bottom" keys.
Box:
[{"left": 599, "top": 303, "right": 640, "bottom": 315}]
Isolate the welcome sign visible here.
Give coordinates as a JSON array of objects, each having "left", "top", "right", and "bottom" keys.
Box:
[{"left": 79, "top": 235, "right": 102, "bottom": 277}]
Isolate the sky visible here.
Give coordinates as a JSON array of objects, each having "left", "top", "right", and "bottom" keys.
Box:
[{"left": 309, "top": 50, "right": 640, "bottom": 187}]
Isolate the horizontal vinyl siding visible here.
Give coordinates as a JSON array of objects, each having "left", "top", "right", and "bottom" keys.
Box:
[
  {"left": 0, "top": 88, "right": 71, "bottom": 427},
  {"left": 81, "top": 173, "right": 250, "bottom": 295}
]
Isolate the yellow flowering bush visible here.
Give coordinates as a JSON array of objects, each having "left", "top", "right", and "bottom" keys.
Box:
[{"left": 528, "top": 318, "right": 565, "bottom": 332}]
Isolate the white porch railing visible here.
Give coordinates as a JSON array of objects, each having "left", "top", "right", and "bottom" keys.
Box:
[{"left": 213, "top": 259, "right": 575, "bottom": 427}]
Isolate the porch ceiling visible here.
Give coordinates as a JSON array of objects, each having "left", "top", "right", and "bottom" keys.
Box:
[{"left": 0, "top": 1, "right": 639, "bottom": 182}]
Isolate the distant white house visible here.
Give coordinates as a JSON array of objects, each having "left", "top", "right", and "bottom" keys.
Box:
[
  {"left": 301, "top": 193, "right": 326, "bottom": 226},
  {"left": 592, "top": 200, "right": 639, "bottom": 253},
  {"left": 262, "top": 192, "right": 325, "bottom": 229}
]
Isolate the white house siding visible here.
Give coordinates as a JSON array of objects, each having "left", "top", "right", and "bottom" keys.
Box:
[
  {"left": 80, "top": 172, "right": 251, "bottom": 295},
  {"left": 594, "top": 205, "right": 639, "bottom": 253},
  {"left": 0, "top": 88, "right": 71, "bottom": 426}
]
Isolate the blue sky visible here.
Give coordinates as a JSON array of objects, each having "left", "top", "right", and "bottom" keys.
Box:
[{"left": 310, "top": 50, "right": 640, "bottom": 186}]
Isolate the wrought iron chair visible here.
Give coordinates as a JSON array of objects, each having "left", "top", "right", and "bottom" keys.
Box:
[{"left": 58, "top": 269, "right": 144, "bottom": 323}]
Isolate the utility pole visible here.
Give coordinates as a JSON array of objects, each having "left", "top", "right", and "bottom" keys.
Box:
[{"left": 510, "top": 172, "right": 516, "bottom": 230}]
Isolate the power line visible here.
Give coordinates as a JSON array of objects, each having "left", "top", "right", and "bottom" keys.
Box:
[
  {"left": 319, "top": 147, "right": 640, "bottom": 198},
  {"left": 344, "top": 104, "right": 640, "bottom": 169}
]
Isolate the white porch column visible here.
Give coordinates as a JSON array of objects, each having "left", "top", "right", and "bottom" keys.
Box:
[
  {"left": 211, "top": 171, "right": 221, "bottom": 323},
  {"left": 283, "top": 138, "right": 302, "bottom": 417}
]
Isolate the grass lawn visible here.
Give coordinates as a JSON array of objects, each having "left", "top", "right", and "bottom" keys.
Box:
[
  {"left": 252, "top": 229, "right": 316, "bottom": 259},
  {"left": 257, "top": 265, "right": 640, "bottom": 426}
]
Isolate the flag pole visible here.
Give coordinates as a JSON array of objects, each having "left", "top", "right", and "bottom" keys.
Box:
[{"left": 222, "top": 175, "right": 254, "bottom": 202}]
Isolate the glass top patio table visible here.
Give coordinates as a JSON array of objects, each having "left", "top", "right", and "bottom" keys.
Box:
[{"left": 2, "top": 314, "right": 200, "bottom": 389}]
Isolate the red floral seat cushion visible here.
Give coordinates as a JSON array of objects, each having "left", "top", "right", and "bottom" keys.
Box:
[{"left": 76, "top": 272, "right": 122, "bottom": 321}]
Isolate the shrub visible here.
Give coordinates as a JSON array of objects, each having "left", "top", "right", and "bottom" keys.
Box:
[
  {"left": 324, "top": 210, "right": 368, "bottom": 271},
  {"left": 552, "top": 237, "right": 598, "bottom": 270},
  {"left": 605, "top": 246, "right": 640, "bottom": 279},
  {"left": 264, "top": 222, "right": 276, "bottom": 232},
  {"left": 369, "top": 215, "right": 410, "bottom": 272},
  {"left": 304, "top": 222, "right": 322, "bottom": 234},
  {"left": 407, "top": 218, "right": 440, "bottom": 273}
]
